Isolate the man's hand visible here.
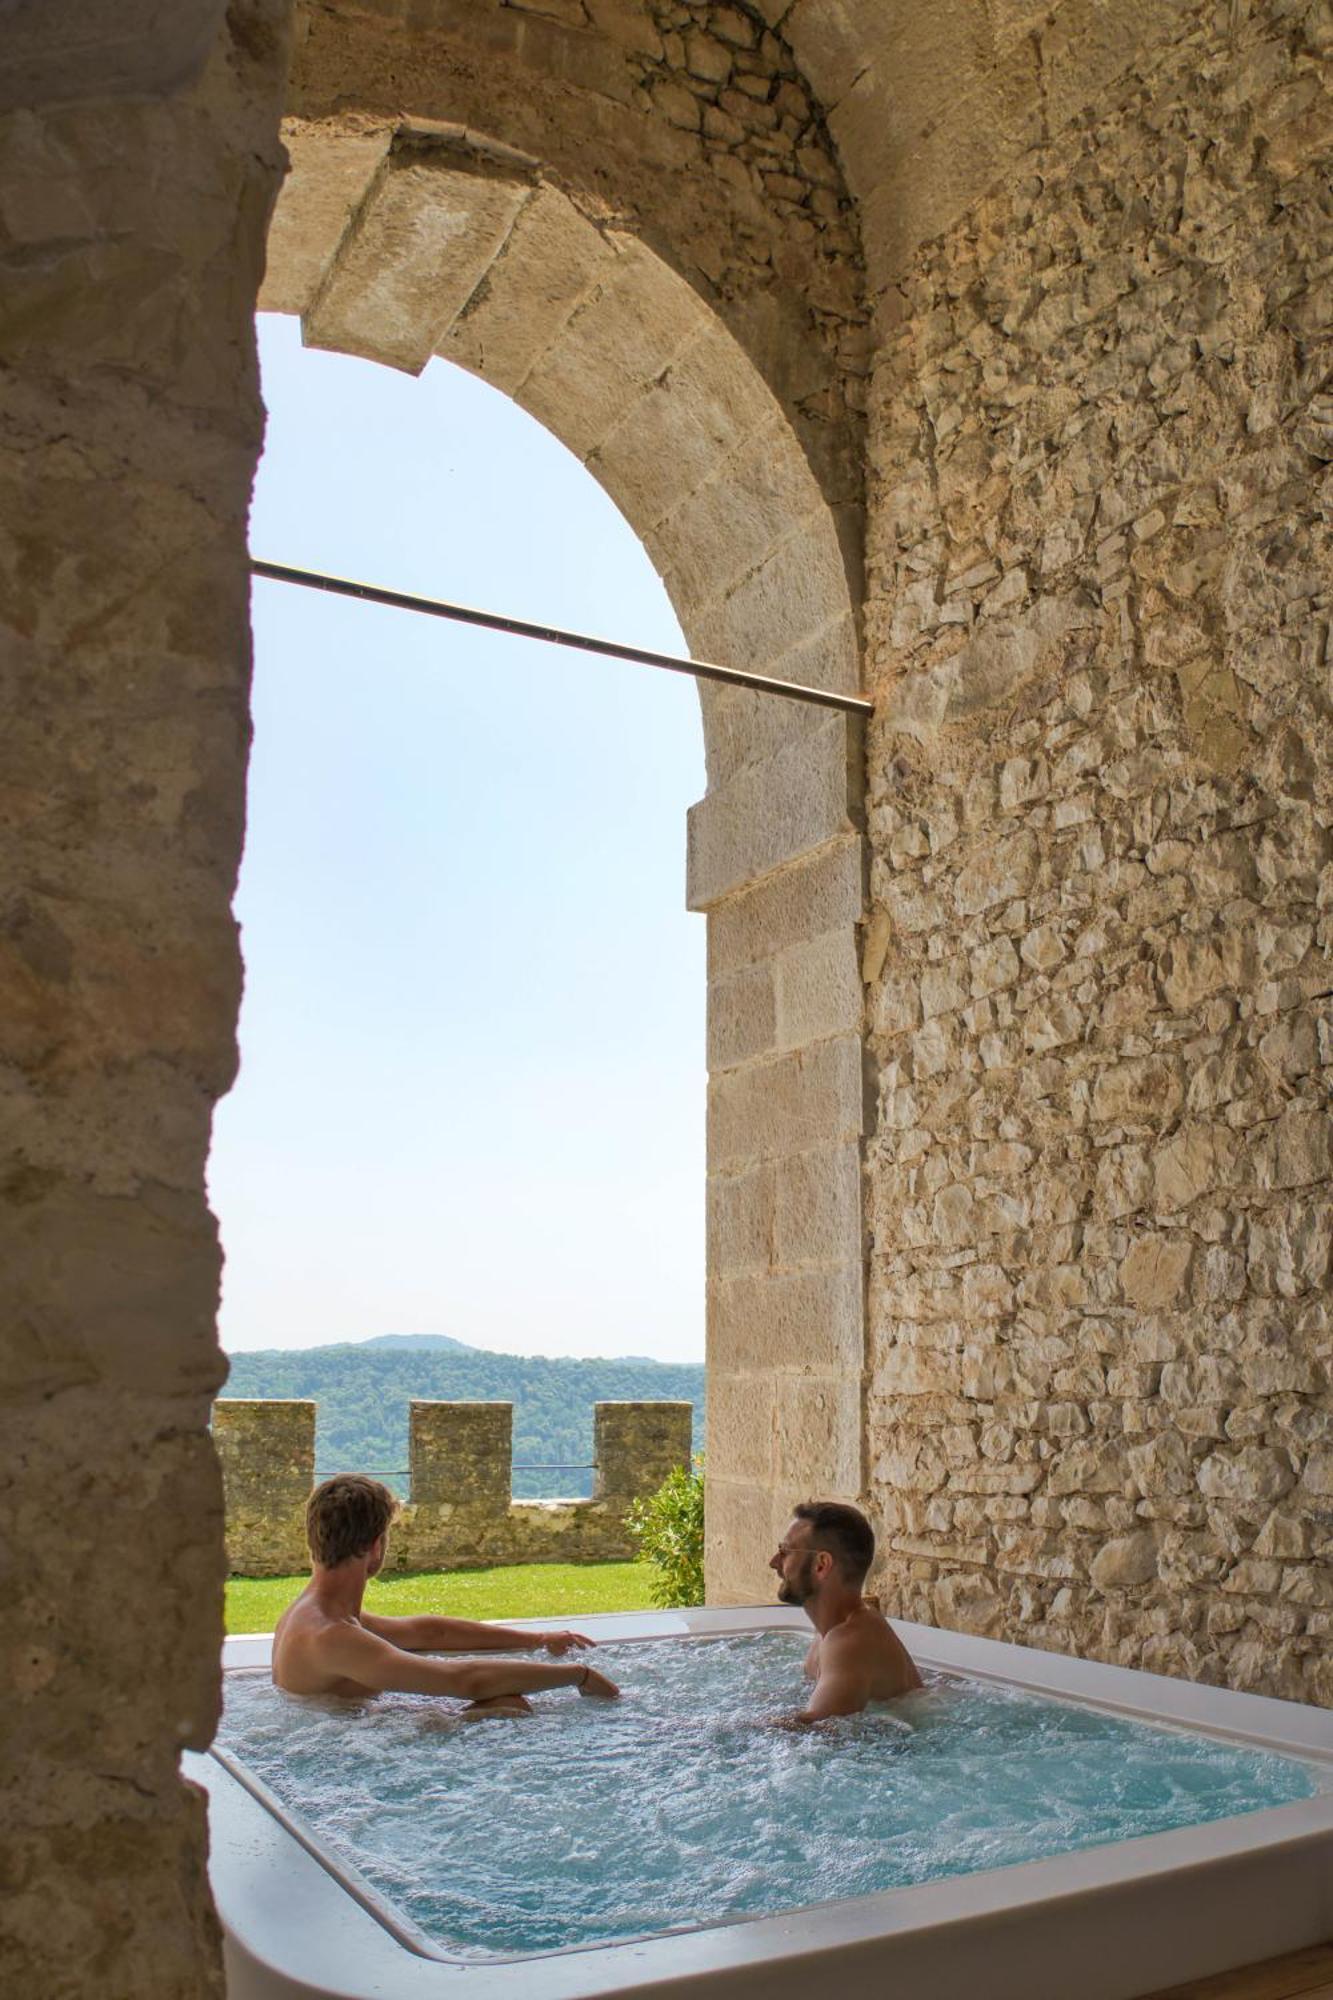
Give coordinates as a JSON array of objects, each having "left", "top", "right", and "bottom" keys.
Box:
[
  {"left": 542, "top": 1630, "right": 594, "bottom": 1656},
  {"left": 576, "top": 1666, "right": 620, "bottom": 1699}
]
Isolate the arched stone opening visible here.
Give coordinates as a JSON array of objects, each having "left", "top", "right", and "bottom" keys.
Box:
[
  {"left": 4, "top": 7, "right": 879, "bottom": 1986},
  {"left": 280, "top": 0, "right": 869, "bottom": 552},
  {"left": 258, "top": 98, "right": 871, "bottom": 1599}
]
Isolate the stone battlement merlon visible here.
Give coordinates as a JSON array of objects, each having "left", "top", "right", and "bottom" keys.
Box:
[{"left": 214, "top": 1397, "right": 694, "bottom": 1577}]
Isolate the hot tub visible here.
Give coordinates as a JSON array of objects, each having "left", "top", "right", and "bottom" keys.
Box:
[{"left": 189, "top": 1606, "right": 1333, "bottom": 2000}]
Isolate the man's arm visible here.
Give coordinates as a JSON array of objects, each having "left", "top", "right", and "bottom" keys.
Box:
[
  {"left": 314, "top": 1622, "right": 617, "bottom": 1700},
  {"left": 783, "top": 1630, "right": 872, "bottom": 1725},
  {"left": 359, "top": 1611, "right": 592, "bottom": 1655}
]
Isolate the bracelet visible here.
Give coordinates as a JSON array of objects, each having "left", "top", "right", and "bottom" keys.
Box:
[{"left": 578, "top": 1663, "right": 590, "bottom": 1688}]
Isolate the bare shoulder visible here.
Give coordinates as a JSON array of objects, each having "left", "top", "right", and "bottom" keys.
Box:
[
  {"left": 827, "top": 1606, "right": 922, "bottom": 1694},
  {"left": 825, "top": 1606, "right": 888, "bottom": 1648},
  {"left": 864, "top": 1607, "right": 924, "bottom": 1692},
  {"left": 274, "top": 1589, "right": 323, "bottom": 1648},
  {"left": 272, "top": 1592, "right": 351, "bottom": 1693}
]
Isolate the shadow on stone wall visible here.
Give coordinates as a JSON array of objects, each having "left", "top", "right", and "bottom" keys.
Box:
[{"left": 214, "top": 1397, "right": 693, "bottom": 1576}]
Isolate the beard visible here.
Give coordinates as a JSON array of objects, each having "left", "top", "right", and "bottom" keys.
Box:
[{"left": 776, "top": 1555, "right": 817, "bottom": 1606}]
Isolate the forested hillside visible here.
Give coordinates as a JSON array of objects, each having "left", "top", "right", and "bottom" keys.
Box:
[{"left": 222, "top": 1340, "right": 705, "bottom": 1499}]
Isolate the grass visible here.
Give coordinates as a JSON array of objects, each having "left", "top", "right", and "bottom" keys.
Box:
[{"left": 226, "top": 1560, "right": 658, "bottom": 1635}]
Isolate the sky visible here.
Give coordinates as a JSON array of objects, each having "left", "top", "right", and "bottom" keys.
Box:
[{"left": 207, "top": 314, "right": 705, "bottom": 1363}]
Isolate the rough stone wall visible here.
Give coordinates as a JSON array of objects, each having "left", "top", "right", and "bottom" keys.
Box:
[
  {"left": 397, "top": 1398, "right": 695, "bottom": 1568},
  {"left": 863, "top": 0, "right": 1333, "bottom": 1704},
  {"left": 283, "top": 0, "right": 868, "bottom": 544},
  {"left": 215, "top": 1400, "right": 316, "bottom": 1576},
  {"left": 781, "top": 0, "right": 1200, "bottom": 295},
  {"left": 0, "top": 6, "right": 291, "bottom": 1996},
  {"left": 216, "top": 1398, "right": 694, "bottom": 1575}
]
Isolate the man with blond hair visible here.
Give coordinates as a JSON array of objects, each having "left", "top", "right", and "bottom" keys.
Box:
[{"left": 272, "top": 1473, "right": 619, "bottom": 1714}]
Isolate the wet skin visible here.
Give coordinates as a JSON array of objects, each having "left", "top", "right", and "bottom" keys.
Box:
[{"left": 769, "top": 1517, "right": 922, "bottom": 1721}]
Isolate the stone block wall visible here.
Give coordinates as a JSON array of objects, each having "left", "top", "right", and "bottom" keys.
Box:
[
  {"left": 214, "top": 1400, "right": 316, "bottom": 1576},
  {"left": 215, "top": 1398, "right": 694, "bottom": 1576},
  {"left": 0, "top": 6, "right": 290, "bottom": 1996},
  {"left": 700, "top": 833, "right": 871, "bottom": 1600},
  {"left": 282, "top": 0, "right": 869, "bottom": 540},
  {"left": 861, "top": 0, "right": 1333, "bottom": 1706},
  {"left": 409, "top": 1397, "right": 513, "bottom": 1510}
]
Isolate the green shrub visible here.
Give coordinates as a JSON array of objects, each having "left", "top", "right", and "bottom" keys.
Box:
[{"left": 628, "top": 1457, "right": 705, "bottom": 1608}]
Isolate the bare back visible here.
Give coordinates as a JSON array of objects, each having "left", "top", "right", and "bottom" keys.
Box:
[
  {"left": 272, "top": 1588, "right": 375, "bottom": 1696},
  {"left": 270, "top": 1584, "right": 621, "bottom": 1709},
  {"left": 803, "top": 1604, "right": 922, "bottom": 1704}
]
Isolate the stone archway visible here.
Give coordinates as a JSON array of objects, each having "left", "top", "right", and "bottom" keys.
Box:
[{"left": 259, "top": 106, "right": 871, "bottom": 1601}]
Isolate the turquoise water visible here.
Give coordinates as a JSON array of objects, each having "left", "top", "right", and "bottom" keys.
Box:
[{"left": 216, "top": 1632, "right": 1317, "bottom": 1961}]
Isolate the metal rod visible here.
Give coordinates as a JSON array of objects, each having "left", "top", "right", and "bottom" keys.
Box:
[
  {"left": 250, "top": 558, "right": 872, "bottom": 717},
  {"left": 350, "top": 1465, "right": 597, "bottom": 1475}
]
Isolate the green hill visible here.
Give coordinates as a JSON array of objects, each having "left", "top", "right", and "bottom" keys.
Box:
[{"left": 221, "top": 1341, "right": 705, "bottom": 1500}]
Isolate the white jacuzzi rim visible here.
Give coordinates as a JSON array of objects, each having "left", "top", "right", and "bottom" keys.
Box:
[{"left": 195, "top": 1606, "right": 1333, "bottom": 2000}]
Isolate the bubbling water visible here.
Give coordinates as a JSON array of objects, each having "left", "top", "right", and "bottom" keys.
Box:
[{"left": 217, "top": 1631, "right": 1315, "bottom": 1960}]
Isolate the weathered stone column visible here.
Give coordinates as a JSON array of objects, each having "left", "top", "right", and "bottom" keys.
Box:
[
  {"left": 594, "top": 1400, "right": 694, "bottom": 1508},
  {"left": 391, "top": 1401, "right": 514, "bottom": 1570},
  {"left": 692, "top": 715, "right": 870, "bottom": 1604},
  {"left": 0, "top": 5, "right": 291, "bottom": 1993},
  {"left": 215, "top": 1400, "right": 315, "bottom": 1576},
  {"left": 409, "top": 1399, "right": 512, "bottom": 1509}
]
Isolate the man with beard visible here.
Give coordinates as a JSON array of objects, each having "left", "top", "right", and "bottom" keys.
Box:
[{"left": 769, "top": 1500, "right": 922, "bottom": 1722}]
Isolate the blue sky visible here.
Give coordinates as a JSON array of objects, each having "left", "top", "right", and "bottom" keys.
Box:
[{"left": 208, "top": 314, "right": 705, "bottom": 1362}]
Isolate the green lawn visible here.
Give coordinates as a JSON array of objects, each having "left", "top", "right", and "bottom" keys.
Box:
[{"left": 226, "top": 1560, "right": 658, "bottom": 1635}]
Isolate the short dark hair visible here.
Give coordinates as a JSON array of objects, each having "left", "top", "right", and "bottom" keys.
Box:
[
  {"left": 306, "top": 1474, "right": 397, "bottom": 1568},
  {"left": 793, "top": 1500, "right": 875, "bottom": 1583}
]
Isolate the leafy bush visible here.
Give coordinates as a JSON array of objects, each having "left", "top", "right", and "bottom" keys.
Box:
[{"left": 628, "top": 1458, "right": 705, "bottom": 1608}]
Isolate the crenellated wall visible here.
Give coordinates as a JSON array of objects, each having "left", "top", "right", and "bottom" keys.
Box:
[
  {"left": 214, "top": 1400, "right": 316, "bottom": 1576},
  {"left": 215, "top": 1398, "right": 694, "bottom": 1576}
]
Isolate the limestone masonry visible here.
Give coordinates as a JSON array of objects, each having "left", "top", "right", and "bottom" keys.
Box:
[
  {"left": 6, "top": 1, "right": 1331, "bottom": 1994},
  {"left": 215, "top": 1398, "right": 694, "bottom": 1574},
  {"left": 861, "top": 0, "right": 1333, "bottom": 1709}
]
